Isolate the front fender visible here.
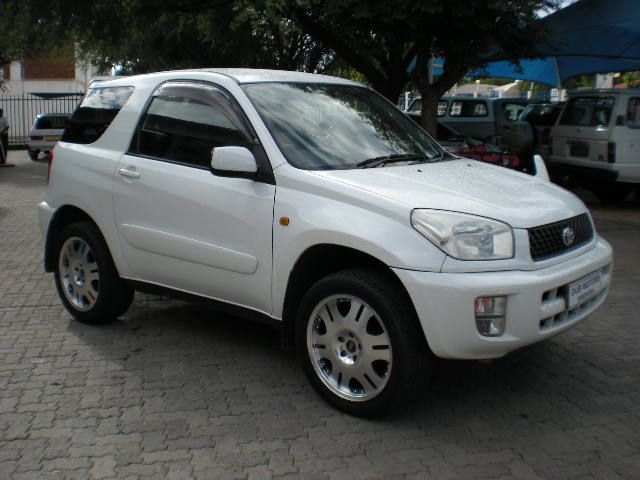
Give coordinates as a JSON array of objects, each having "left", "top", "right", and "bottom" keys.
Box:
[{"left": 270, "top": 176, "right": 446, "bottom": 319}]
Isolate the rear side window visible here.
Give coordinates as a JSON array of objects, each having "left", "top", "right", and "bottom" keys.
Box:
[
  {"left": 449, "top": 100, "right": 488, "bottom": 117},
  {"left": 437, "top": 100, "right": 448, "bottom": 117},
  {"left": 35, "top": 116, "right": 68, "bottom": 130},
  {"left": 408, "top": 99, "right": 421, "bottom": 112},
  {"left": 503, "top": 102, "right": 526, "bottom": 122},
  {"left": 559, "top": 96, "right": 615, "bottom": 127},
  {"left": 131, "top": 84, "right": 251, "bottom": 169},
  {"left": 627, "top": 97, "right": 640, "bottom": 129},
  {"left": 408, "top": 99, "right": 447, "bottom": 117},
  {"left": 62, "top": 86, "right": 134, "bottom": 144}
]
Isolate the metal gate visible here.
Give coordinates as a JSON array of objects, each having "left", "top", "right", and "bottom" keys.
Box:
[{"left": 0, "top": 93, "right": 83, "bottom": 146}]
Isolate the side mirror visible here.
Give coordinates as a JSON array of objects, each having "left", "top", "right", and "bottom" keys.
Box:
[
  {"left": 533, "top": 154, "right": 550, "bottom": 182},
  {"left": 210, "top": 146, "right": 258, "bottom": 179}
]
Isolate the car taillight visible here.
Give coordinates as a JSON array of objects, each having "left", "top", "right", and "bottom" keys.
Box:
[
  {"left": 607, "top": 142, "right": 616, "bottom": 163},
  {"left": 47, "top": 150, "right": 54, "bottom": 183},
  {"left": 30, "top": 135, "right": 44, "bottom": 141}
]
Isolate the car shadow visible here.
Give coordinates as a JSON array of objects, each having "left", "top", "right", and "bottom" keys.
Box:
[{"left": 64, "top": 294, "right": 592, "bottom": 431}]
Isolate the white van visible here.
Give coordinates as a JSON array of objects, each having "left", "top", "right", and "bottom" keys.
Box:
[{"left": 549, "top": 88, "right": 640, "bottom": 201}]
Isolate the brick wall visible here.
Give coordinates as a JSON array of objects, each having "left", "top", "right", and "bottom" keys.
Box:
[{"left": 23, "top": 50, "right": 75, "bottom": 80}]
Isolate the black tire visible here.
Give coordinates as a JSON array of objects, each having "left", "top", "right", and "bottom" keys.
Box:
[
  {"left": 54, "top": 221, "right": 133, "bottom": 324},
  {"left": 28, "top": 150, "right": 39, "bottom": 161},
  {"left": 295, "top": 268, "right": 433, "bottom": 417}
]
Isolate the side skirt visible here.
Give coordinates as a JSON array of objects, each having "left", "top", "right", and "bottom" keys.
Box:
[{"left": 124, "top": 279, "right": 283, "bottom": 333}]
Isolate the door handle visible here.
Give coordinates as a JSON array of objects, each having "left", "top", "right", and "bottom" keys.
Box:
[{"left": 118, "top": 168, "right": 141, "bottom": 179}]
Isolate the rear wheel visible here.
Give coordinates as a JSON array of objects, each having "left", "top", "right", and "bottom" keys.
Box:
[
  {"left": 296, "top": 269, "right": 431, "bottom": 416},
  {"left": 54, "top": 222, "right": 133, "bottom": 323}
]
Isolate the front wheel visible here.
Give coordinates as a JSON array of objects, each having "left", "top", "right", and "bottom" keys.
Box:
[
  {"left": 54, "top": 222, "right": 133, "bottom": 323},
  {"left": 28, "top": 150, "right": 39, "bottom": 161},
  {"left": 296, "top": 269, "right": 431, "bottom": 416}
]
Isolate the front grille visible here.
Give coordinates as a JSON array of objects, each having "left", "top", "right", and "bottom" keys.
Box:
[
  {"left": 528, "top": 213, "right": 594, "bottom": 261},
  {"left": 539, "top": 265, "right": 611, "bottom": 331}
]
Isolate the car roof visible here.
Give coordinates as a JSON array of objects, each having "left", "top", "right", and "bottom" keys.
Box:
[
  {"left": 568, "top": 88, "right": 640, "bottom": 96},
  {"left": 441, "top": 96, "right": 530, "bottom": 103},
  {"left": 88, "top": 68, "right": 359, "bottom": 88},
  {"left": 36, "top": 113, "right": 70, "bottom": 118}
]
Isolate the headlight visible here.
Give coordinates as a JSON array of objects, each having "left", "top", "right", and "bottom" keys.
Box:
[{"left": 411, "top": 209, "right": 514, "bottom": 260}]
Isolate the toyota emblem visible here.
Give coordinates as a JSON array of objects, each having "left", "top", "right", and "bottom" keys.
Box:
[{"left": 562, "top": 227, "right": 575, "bottom": 246}]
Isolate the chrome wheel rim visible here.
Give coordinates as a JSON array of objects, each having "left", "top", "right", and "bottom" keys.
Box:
[
  {"left": 307, "top": 294, "right": 392, "bottom": 402},
  {"left": 58, "top": 237, "right": 99, "bottom": 311}
]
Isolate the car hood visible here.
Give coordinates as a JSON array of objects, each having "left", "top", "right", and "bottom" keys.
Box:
[{"left": 311, "top": 159, "right": 587, "bottom": 229}]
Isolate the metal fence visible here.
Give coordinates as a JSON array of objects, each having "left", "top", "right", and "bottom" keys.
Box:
[{"left": 0, "top": 93, "right": 83, "bottom": 146}]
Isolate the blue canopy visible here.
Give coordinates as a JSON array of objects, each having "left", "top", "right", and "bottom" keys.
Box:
[{"left": 472, "top": 0, "right": 640, "bottom": 86}]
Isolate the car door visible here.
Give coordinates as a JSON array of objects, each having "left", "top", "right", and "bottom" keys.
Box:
[{"left": 113, "top": 81, "right": 276, "bottom": 314}]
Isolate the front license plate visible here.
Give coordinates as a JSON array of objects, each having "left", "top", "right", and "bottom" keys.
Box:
[
  {"left": 45, "top": 135, "right": 60, "bottom": 141},
  {"left": 568, "top": 270, "right": 604, "bottom": 308}
]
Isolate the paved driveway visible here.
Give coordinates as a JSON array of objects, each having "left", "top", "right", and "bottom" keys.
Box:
[{"left": 0, "top": 151, "right": 638, "bottom": 480}]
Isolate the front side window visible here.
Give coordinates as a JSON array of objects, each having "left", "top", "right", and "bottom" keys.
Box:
[
  {"left": 627, "top": 97, "right": 640, "bottom": 129},
  {"left": 243, "top": 83, "right": 444, "bottom": 170},
  {"left": 559, "top": 96, "right": 615, "bottom": 127},
  {"left": 62, "top": 86, "right": 134, "bottom": 144},
  {"left": 449, "top": 100, "right": 488, "bottom": 117},
  {"left": 503, "top": 102, "right": 526, "bottom": 122},
  {"left": 132, "top": 85, "right": 250, "bottom": 169}
]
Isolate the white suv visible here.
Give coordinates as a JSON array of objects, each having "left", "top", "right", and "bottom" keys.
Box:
[{"left": 39, "top": 69, "right": 613, "bottom": 416}]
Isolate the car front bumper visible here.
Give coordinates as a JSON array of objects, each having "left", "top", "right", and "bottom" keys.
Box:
[{"left": 393, "top": 237, "right": 613, "bottom": 359}]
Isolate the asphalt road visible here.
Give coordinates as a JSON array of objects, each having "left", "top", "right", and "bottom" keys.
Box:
[{"left": 0, "top": 151, "right": 638, "bottom": 479}]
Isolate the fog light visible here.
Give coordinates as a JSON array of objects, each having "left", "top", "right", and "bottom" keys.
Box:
[{"left": 474, "top": 296, "right": 507, "bottom": 337}]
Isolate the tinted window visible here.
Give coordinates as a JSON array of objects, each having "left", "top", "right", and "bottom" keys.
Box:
[
  {"left": 559, "top": 96, "right": 615, "bottom": 126},
  {"left": 408, "top": 99, "right": 447, "bottom": 116},
  {"left": 409, "top": 99, "right": 421, "bottom": 112},
  {"left": 503, "top": 102, "right": 526, "bottom": 122},
  {"left": 437, "top": 100, "right": 448, "bottom": 117},
  {"left": 627, "top": 97, "right": 640, "bottom": 129},
  {"left": 449, "top": 100, "right": 488, "bottom": 117},
  {"left": 62, "top": 87, "right": 134, "bottom": 144},
  {"left": 520, "top": 104, "right": 562, "bottom": 127},
  {"left": 132, "top": 91, "right": 249, "bottom": 169},
  {"left": 35, "top": 115, "right": 68, "bottom": 130}
]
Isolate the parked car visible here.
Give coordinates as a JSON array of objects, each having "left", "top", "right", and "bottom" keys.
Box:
[
  {"left": 27, "top": 113, "right": 70, "bottom": 160},
  {"left": 436, "top": 122, "right": 545, "bottom": 176},
  {"left": 549, "top": 89, "right": 640, "bottom": 202},
  {"left": 516, "top": 102, "right": 564, "bottom": 160},
  {"left": 39, "top": 70, "right": 612, "bottom": 416},
  {"left": 405, "top": 96, "right": 535, "bottom": 156}
]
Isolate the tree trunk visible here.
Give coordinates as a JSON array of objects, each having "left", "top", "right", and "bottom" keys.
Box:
[{"left": 418, "top": 87, "right": 440, "bottom": 138}]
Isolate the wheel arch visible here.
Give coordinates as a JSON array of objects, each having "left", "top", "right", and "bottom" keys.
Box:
[
  {"left": 280, "top": 243, "right": 424, "bottom": 352},
  {"left": 44, "top": 205, "right": 106, "bottom": 272}
]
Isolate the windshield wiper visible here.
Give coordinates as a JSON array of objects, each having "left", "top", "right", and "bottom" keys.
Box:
[{"left": 356, "top": 153, "right": 432, "bottom": 169}]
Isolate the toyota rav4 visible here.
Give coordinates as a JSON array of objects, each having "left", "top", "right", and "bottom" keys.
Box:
[{"left": 39, "top": 69, "right": 613, "bottom": 416}]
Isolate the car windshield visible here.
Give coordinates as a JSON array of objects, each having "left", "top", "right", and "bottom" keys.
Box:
[{"left": 242, "top": 83, "right": 445, "bottom": 170}]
